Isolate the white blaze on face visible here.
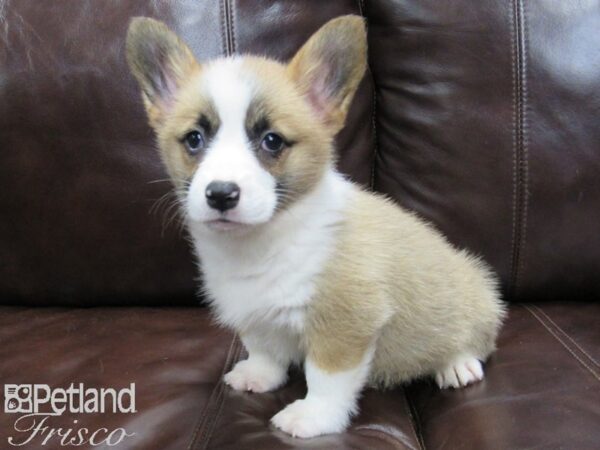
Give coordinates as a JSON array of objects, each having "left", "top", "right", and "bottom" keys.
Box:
[{"left": 186, "top": 59, "right": 278, "bottom": 227}]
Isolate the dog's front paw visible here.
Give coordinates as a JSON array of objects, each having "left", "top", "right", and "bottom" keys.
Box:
[
  {"left": 435, "top": 355, "right": 484, "bottom": 389},
  {"left": 271, "top": 398, "right": 350, "bottom": 438},
  {"left": 224, "top": 358, "right": 287, "bottom": 393}
]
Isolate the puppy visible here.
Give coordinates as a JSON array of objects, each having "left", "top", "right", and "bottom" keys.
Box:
[{"left": 126, "top": 15, "right": 505, "bottom": 438}]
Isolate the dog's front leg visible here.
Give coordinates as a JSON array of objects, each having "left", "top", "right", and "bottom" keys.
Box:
[
  {"left": 271, "top": 345, "right": 374, "bottom": 438},
  {"left": 224, "top": 330, "right": 293, "bottom": 393}
]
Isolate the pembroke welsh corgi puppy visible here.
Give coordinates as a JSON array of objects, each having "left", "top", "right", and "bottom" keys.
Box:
[{"left": 126, "top": 15, "right": 506, "bottom": 438}]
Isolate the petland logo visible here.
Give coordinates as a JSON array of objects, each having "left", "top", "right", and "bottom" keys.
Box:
[{"left": 4, "top": 383, "right": 136, "bottom": 447}]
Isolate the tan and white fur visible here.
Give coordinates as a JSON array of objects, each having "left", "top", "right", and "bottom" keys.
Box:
[{"left": 126, "top": 16, "right": 506, "bottom": 439}]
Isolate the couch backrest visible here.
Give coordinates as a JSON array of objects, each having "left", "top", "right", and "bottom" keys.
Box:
[
  {"left": 367, "top": 0, "right": 600, "bottom": 302},
  {"left": 0, "top": 0, "right": 598, "bottom": 306}
]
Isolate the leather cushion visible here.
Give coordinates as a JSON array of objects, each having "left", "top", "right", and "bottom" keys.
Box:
[
  {"left": 0, "top": 306, "right": 419, "bottom": 450},
  {"left": 367, "top": 0, "right": 600, "bottom": 302},
  {"left": 1, "top": 303, "right": 598, "bottom": 449},
  {"left": 406, "top": 304, "right": 600, "bottom": 449}
]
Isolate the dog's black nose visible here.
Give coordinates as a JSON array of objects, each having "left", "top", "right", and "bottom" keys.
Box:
[{"left": 205, "top": 181, "right": 240, "bottom": 212}]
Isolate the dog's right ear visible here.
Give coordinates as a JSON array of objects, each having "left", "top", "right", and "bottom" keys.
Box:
[{"left": 126, "top": 17, "right": 199, "bottom": 125}]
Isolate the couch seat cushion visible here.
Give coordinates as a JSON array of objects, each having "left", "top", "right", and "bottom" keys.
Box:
[
  {"left": 2, "top": 304, "right": 598, "bottom": 449},
  {"left": 407, "top": 303, "right": 600, "bottom": 450},
  {"left": 0, "top": 307, "right": 419, "bottom": 450}
]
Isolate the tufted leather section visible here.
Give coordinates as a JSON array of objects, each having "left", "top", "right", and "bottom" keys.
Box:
[
  {"left": 513, "top": 1, "right": 600, "bottom": 302},
  {"left": 0, "top": 0, "right": 375, "bottom": 306},
  {"left": 367, "top": 0, "right": 600, "bottom": 302},
  {"left": 0, "top": 0, "right": 219, "bottom": 306},
  {"left": 366, "top": 0, "right": 516, "bottom": 294}
]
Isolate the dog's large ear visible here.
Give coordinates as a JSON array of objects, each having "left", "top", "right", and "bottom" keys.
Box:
[
  {"left": 126, "top": 17, "right": 199, "bottom": 125},
  {"left": 287, "top": 15, "right": 367, "bottom": 133}
]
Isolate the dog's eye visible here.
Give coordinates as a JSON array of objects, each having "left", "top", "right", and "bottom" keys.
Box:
[
  {"left": 183, "top": 130, "right": 204, "bottom": 155},
  {"left": 261, "top": 132, "right": 285, "bottom": 154}
]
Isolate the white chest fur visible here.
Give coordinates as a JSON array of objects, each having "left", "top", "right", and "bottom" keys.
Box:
[{"left": 188, "top": 170, "right": 351, "bottom": 336}]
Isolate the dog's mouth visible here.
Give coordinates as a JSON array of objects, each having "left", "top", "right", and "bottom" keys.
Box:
[{"left": 204, "top": 218, "right": 249, "bottom": 232}]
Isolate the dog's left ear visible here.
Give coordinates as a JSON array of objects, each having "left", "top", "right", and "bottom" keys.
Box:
[
  {"left": 287, "top": 15, "right": 367, "bottom": 133},
  {"left": 126, "top": 17, "right": 199, "bottom": 125}
]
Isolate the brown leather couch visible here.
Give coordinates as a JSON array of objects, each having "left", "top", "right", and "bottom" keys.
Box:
[{"left": 1, "top": 1, "right": 599, "bottom": 449}]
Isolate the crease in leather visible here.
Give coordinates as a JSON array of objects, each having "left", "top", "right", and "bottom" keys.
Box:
[
  {"left": 356, "top": 0, "right": 380, "bottom": 190},
  {"left": 402, "top": 388, "right": 425, "bottom": 450},
  {"left": 187, "top": 335, "right": 242, "bottom": 450},
  {"left": 203, "top": 341, "right": 245, "bottom": 450},
  {"left": 404, "top": 388, "right": 425, "bottom": 450},
  {"left": 524, "top": 305, "right": 600, "bottom": 382},
  {"left": 509, "top": 0, "right": 530, "bottom": 299},
  {"left": 353, "top": 423, "right": 420, "bottom": 450}
]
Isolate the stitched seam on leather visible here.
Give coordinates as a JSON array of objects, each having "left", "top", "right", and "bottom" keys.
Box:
[
  {"left": 219, "top": 0, "right": 228, "bottom": 56},
  {"left": 187, "top": 335, "right": 241, "bottom": 450},
  {"left": 356, "top": 0, "right": 379, "bottom": 190},
  {"left": 509, "top": 0, "right": 529, "bottom": 299},
  {"left": 221, "top": 0, "right": 233, "bottom": 56},
  {"left": 229, "top": 0, "right": 237, "bottom": 54},
  {"left": 225, "top": 0, "right": 232, "bottom": 55},
  {"left": 532, "top": 306, "right": 600, "bottom": 369},
  {"left": 358, "top": 0, "right": 366, "bottom": 16},
  {"left": 516, "top": 0, "right": 530, "bottom": 296},
  {"left": 525, "top": 306, "right": 600, "bottom": 383},
  {"left": 404, "top": 390, "right": 425, "bottom": 450},
  {"left": 509, "top": 0, "right": 518, "bottom": 299}
]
